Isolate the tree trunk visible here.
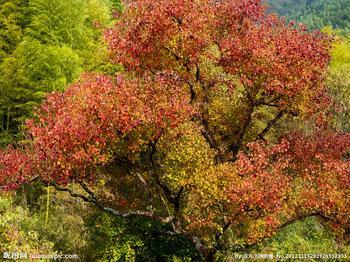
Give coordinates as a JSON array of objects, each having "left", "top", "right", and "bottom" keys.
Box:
[{"left": 205, "top": 249, "right": 217, "bottom": 262}]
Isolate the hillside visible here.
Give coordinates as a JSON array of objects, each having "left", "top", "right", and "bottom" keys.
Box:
[
  {"left": 267, "top": 0, "right": 312, "bottom": 16},
  {"left": 268, "top": 0, "right": 350, "bottom": 32}
]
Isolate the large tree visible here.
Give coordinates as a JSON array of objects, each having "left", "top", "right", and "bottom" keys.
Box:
[{"left": 1, "top": 0, "right": 349, "bottom": 260}]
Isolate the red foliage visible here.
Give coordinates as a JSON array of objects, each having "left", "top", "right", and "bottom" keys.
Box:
[
  {"left": 231, "top": 131, "right": 350, "bottom": 240},
  {"left": 0, "top": 147, "right": 37, "bottom": 190},
  {"left": 105, "top": 0, "right": 214, "bottom": 71},
  {"left": 105, "top": 0, "right": 331, "bottom": 114},
  {"left": 1, "top": 73, "right": 194, "bottom": 185}
]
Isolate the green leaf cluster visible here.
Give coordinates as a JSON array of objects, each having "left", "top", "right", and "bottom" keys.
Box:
[{"left": 0, "top": 0, "right": 118, "bottom": 145}]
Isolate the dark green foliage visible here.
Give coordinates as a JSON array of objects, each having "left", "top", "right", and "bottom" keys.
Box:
[
  {"left": 85, "top": 212, "right": 200, "bottom": 261},
  {"left": 267, "top": 0, "right": 311, "bottom": 16},
  {"left": 293, "top": 0, "right": 350, "bottom": 32},
  {"left": 268, "top": 0, "right": 350, "bottom": 32}
]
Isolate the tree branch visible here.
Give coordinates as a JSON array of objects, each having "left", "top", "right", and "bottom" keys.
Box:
[
  {"left": 199, "top": 75, "right": 224, "bottom": 164},
  {"left": 229, "top": 104, "right": 255, "bottom": 160},
  {"left": 255, "top": 96, "right": 282, "bottom": 108},
  {"left": 256, "top": 110, "right": 286, "bottom": 141},
  {"left": 48, "top": 181, "right": 174, "bottom": 224}
]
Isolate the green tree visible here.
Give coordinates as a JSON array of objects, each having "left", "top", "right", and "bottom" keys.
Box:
[
  {"left": 327, "top": 35, "right": 350, "bottom": 132},
  {"left": 0, "top": 0, "right": 27, "bottom": 61},
  {"left": 0, "top": 0, "right": 117, "bottom": 146},
  {"left": 0, "top": 193, "right": 55, "bottom": 254}
]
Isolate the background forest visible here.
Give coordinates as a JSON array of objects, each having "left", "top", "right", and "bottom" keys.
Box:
[
  {"left": 268, "top": 0, "right": 350, "bottom": 32},
  {"left": 0, "top": 0, "right": 349, "bottom": 261}
]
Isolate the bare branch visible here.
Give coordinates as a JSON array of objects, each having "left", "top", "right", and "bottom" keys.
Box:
[{"left": 49, "top": 181, "right": 174, "bottom": 224}]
